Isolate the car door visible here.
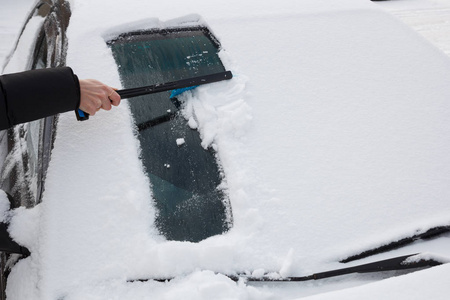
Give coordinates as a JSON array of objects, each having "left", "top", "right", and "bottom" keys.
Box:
[
  {"left": 0, "top": 0, "right": 71, "bottom": 208},
  {"left": 0, "top": 1, "right": 71, "bottom": 298}
]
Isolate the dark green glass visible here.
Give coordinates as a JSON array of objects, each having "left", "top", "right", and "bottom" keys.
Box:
[{"left": 109, "top": 28, "right": 232, "bottom": 242}]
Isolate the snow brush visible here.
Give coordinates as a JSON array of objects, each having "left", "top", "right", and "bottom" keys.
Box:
[{"left": 75, "top": 71, "right": 233, "bottom": 121}]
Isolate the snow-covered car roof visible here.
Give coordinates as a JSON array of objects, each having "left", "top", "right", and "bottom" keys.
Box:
[{"left": 5, "top": 0, "right": 450, "bottom": 299}]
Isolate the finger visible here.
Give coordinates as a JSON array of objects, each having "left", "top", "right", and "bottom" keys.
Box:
[
  {"left": 79, "top": 99, "right": 99, "bottom": 116},
  {"left": 101, "top": 95, "right": 112, "bottom": 111},
  {"left": 81, "top": 105, "right": 96, "bottom": 116},
  {"left": 91, "top": 99, "right": 102, "bottom": 114},
  {"left": 108, "top": 89, "right": 121, "bottom": 106}
]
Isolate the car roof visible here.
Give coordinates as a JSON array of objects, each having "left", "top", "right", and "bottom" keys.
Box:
[{"left": 6, "top": 0, "right": 450, "bottom": 298}]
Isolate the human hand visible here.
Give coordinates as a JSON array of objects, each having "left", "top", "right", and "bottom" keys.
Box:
[{"left": 78, "top": 79, "right": 121, "bottom": 116}]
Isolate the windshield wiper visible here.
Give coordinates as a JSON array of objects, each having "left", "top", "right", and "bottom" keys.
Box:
[
  {"left": 341, "top": 226, "right": 450, "bottom": 263},
  {"left": 128, "top": 253, "right": 442, "bottom": 283}
]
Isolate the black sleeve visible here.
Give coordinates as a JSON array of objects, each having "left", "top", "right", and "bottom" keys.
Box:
[{"left": 0, "top": 67, "right": 80, "bottom": 130}]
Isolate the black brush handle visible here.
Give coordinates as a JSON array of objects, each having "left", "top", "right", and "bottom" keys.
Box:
[{"left": 117, "top": 71, "right": 233, "bottom": 98}]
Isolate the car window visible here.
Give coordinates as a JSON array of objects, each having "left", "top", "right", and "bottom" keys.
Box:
[
  {"left": 32, "top": 33, "right": 48, "bottom": 69},
  {"left": 108, "top": 27, "right": 232, "bottom": 242}
]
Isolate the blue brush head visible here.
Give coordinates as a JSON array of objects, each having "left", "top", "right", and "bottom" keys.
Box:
[{"left": 169, "top": 85, "right": 199, "bottom": 98}]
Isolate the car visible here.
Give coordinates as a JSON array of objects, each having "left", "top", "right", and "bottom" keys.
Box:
[{"left": 2, "top": 0, "right": 450, "bottom": 299}]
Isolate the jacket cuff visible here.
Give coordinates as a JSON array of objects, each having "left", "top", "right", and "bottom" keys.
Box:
[{"left": 0, "top": 67, "right": 80, "bottom": 127}]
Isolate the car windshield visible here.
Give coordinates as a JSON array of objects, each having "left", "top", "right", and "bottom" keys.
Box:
[{"left": 108, "top": 27, "right": 232, "bottom": 242}]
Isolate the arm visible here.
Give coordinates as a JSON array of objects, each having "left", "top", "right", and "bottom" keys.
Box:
[{"left": 0, "top": 67, "right": 120, "bottom": 130}]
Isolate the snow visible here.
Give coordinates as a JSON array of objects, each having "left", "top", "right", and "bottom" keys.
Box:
[
  {"left": 0, "top": 190, "right": 10, "bottom": 223},
  {"left": 382, "top": 0, "right": 450, "bottom": 56},
  {"left": 0, "top": 0, "right": 35, "bottom": 71},
  {"left": 175, "top": 138, "right": 185, "bottom": 147},
  {"left": 2, "top": 16, "right": 44, "bottom": 74},
  {"left": 2, "top": 0, "right": 450, "bottom": 299}
]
